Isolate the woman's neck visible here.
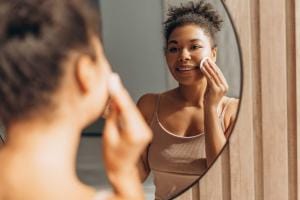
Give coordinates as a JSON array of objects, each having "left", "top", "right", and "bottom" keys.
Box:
[
  {"left": 4, "top": 117, "right": 82, "bottom": 179},
  {"left": 1, "top": 117, "right": 96, "bottom": 199},
  {"left": 176, "top": 79, "right": 207, "bottom": 107}
]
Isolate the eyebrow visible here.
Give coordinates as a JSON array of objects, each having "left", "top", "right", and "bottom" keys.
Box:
[
  {"left": 167, "top": 40, "right": 178, "bottom": 45},
  {"left": 167, "top": 39, "right": 203, "bottom": 45},
  {"left": 190, "top": 39, "right": 203, "bottom": 42}
]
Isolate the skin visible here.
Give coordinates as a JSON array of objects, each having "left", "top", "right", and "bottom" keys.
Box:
[
  {"left": 0, "top": 137, "right": 3, "bottom": 147},
  {"left": 137, "top": 24, "right": 239, "bottom": 181},
  {"left": 0, "top": 36, "right": 152, "bottom": 200}
]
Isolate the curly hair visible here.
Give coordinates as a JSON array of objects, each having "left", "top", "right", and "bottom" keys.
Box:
[
  {"left": 164, "top": 0, "right": 223, "bottom": 47},
  {"left": 0, "top": 0, "right": 101, "bottom": 126}
]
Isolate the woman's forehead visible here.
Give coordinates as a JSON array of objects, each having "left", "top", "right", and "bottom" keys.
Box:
[{"left": 168, "top": 24, "right": 209, "bottom": 44}]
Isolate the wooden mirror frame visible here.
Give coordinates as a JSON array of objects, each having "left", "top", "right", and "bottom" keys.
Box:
[{"left": 174, "top": 0, "right": 300, "bottom": 199}]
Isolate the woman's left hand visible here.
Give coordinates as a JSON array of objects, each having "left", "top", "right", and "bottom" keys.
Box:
[{"left": 200, "top": 58, "right": 229, "bottom": 108}]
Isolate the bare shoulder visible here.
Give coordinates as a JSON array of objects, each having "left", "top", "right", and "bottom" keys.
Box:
[
  {"left": 222, "top": 96, "right": 240, "bottom": 130},
  {"left": 225, "top": 97, "right": 239, "bottom": 116},
  {"left": 137, "top": 93, "right": 159, "bottom": 125}
]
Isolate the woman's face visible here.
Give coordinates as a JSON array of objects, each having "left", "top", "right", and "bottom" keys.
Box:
[{"left": 165, "top": 24, "right": 217, "bottom": 85}]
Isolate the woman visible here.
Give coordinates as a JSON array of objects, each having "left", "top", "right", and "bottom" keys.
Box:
[
  {"left": 137, "top": 1, "right": 239, "bottom": 199},
  {"left": 0, "top": 0, "right": 151, "bottom": 199}
]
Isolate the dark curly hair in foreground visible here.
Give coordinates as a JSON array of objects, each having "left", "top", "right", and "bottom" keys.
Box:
[
  {"left": 164, "top": 0, "right": 223, "bottom": 47},
  {"left": 0, "top": 0, "right": 101, "bottom": 126}
]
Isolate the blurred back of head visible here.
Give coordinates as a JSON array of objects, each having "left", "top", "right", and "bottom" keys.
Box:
[{"left": 0, "top": 0, "right": 101, "bottom": 127}]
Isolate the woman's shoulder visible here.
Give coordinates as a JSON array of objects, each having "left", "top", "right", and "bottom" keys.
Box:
[
  {"left": 222, "top": 96, "right": 239, "bottom": 109},
  {"left": 221, "top": 96, "right": 240, "bottom": 131},
  {"left": 137, "top": 89, "right": 176, "bottom": 112},
  {"left": 137, "top": 89, "right": 178, "bottom": 124},
  {"left": 137, "top": 93, "right": 160, "bottom": 125},
  {"left": 221, "top": 96, "right": 239, "bottom": 115},
  {"left": 137, "top": 93, "right": 159, "bottom": 109}
]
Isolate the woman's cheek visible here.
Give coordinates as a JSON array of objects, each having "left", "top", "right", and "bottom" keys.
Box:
[{"left": 166, "top": 55, "right": 177, "bottom": 67}]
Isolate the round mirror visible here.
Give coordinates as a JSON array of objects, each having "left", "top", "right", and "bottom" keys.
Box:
[{"left": 77, "top": 0, "right": 242, "bottom": 199}]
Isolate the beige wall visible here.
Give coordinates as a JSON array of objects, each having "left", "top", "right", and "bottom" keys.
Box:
[
  {"left": 169, "top": 0, "right": 300, "bottom": 199},
  {"left": 100, "top": 0, "right": 167, "bottom": 102}
]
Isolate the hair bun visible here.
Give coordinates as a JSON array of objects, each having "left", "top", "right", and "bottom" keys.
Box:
[
  {"left": 2, "top": 1, "right": 52, "bottom": 40},
  {"left": 166, "top": 0, "right": 223, "bottom": 31}
]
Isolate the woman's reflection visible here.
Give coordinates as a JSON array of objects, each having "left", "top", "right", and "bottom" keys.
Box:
[{"left": 137, "top": 1, "right": 239, "bottom": 199}]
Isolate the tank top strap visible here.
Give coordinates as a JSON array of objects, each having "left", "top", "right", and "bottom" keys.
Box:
[{"left": 149, "top": 94, "right": 161, "bottom": 126}]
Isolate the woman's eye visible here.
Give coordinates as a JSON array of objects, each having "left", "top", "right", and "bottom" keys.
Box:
[
  {"left": 191, "top": 45, "right": 202, "bottom": 50},
  {"left": 168, "top": 47, "right": 178, "bottom": 53}
]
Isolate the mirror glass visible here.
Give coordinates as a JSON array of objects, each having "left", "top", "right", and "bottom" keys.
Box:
[{"left": 77, "top": 0, "right": 241, "bottom": 200}]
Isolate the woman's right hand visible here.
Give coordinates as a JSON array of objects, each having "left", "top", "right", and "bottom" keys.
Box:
[
  {"left": 200, "top": 58, "right": 229, "bottom": 108},
  {"left": 102, "top": 73, "right": 152, "bottom": 199}
]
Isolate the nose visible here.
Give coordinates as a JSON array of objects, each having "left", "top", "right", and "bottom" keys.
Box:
[{"left": 178, "top": 48, "right": 191, "bottom": 62}]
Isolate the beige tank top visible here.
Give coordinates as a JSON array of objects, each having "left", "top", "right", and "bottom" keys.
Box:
[{"left": 147, "top": 95, "right": 232, "bottom": 200}]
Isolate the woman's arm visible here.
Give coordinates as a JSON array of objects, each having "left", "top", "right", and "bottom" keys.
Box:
[
  {"left": 204, "top": 105, "right": 227, "bottom": 166},
  {"left": 136, "top": 149, "right": 150, "bottom": 182},
  {"left": 204, "top": 98, "right": 239, "bottom": 166},
  {"left": 136, "top": 94, "right": 157, "bottom": 182},
  {"left": 200, "top": 58, "right": 235, "bottom": 166},
  {"left": 223, "top": 99, "right": 239, "bottom": 138}
]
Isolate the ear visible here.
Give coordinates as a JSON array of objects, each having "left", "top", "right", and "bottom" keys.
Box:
[
  {"left": 211, "top": 47, "right": 217, "bottom": 62},
  {"left": 74, "top": 54, "right": 97, "bottom": 94}
]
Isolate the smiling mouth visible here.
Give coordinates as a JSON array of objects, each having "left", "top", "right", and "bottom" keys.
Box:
[{"left": 176, "top": 66, "right": 199, "bottom": 72}]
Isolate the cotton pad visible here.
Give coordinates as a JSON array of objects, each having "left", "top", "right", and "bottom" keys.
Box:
[{"left": 200, "top": 57, "right": 210, "bottom": 70}]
